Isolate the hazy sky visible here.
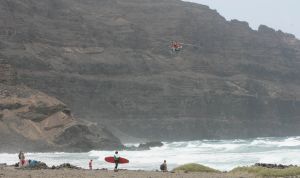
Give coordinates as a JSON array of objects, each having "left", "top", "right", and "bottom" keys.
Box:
[{"left": 183, "top": 0, "right": 300, "bottom": 39}]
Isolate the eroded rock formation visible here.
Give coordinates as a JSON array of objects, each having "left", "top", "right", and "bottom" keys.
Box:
[{"left": 0, "top": 63, "right": 123, "bottom": 152}]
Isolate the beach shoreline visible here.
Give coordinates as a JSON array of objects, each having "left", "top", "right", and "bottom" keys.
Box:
[
  {"left": 0, "top": 166, "right": 256, "bottom": 178},
  {"left": 2, "top": 162, "right": 300, "bottom": 177}
]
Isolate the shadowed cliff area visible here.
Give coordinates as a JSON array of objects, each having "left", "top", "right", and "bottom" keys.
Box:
[{"left": 0, "top": 0, "right": 300, "bottom": 142}]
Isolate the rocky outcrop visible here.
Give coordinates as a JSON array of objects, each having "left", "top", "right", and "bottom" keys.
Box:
[
  {"left": 0, "top": 82, "right": 123, "bottom": 152},
  {"left": 51, "top": 163, "right": 81, "bottom": 170},
  {"left": 0, "top": 0, "right": 300, "bottom": 141},
  {"left": 138, "top": 141, "right": 164, "bottom": 150},
  {"left": 126, "top": 141, "right": 164, "bottom": 150},
  {"left": 14, "top": 162, "right": 81, "bottom": 170},
  {"left": 0, "top": 60, "right": 123, "bottom": 152}
]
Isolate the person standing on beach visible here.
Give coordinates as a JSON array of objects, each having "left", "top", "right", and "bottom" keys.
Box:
[
  {"left": 18, "top": 151, "right": 25, "bottom": 167},
  {"left": 114, "top": 151, "right": 120, "bottom": 171},
  {"left": 89, "top": 160, "right": 93, "bottom": 170},
  {"left": 160, "top": 160, "right": 168, "bottom": 172}
]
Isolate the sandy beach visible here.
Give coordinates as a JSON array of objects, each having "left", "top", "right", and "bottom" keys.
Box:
[{"left": 0, "top": 167, "right": 256, "bottom": 178}]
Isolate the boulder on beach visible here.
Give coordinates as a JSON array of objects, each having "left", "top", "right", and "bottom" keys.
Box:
[{"left": 51, "top": 163, "right": 81, "bottom": 170}]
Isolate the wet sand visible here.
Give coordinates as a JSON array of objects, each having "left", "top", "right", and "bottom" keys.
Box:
[{"left": 0, "top": 167, "right": 256, "bottom": 178}]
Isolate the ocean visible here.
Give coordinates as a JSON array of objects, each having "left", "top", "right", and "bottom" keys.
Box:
[{"left": 1, "top": 136, "right": 300, "bottom": 171}]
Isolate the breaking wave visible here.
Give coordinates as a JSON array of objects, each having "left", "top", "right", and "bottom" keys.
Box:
[{"left": 1, "top": 136, "right": 300, "bottom": 171}]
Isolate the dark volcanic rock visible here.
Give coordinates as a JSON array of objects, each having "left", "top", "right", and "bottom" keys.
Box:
[
  {"left": 54, "top": 124, "right": 124, "bottom": 151},
  {"left": 138, "top": 141, "right": 164, "bottom": 150},
  {"left": 52, "top": 163, "right": 81, "bottom": 170},
  {"left": 126, "top": 141, "right": 164, "bottom": 150},
  {"left": 0, "top": 0, "right": 300, "bottom": 141}
]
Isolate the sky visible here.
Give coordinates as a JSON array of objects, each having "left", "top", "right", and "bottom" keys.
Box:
[{"left": 183, "top": 0, "right": 300, "bottom": 39}]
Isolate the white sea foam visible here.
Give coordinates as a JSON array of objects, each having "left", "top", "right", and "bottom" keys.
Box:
[{"left": 1, "top": 136, "right": 300, "bottom": 171}]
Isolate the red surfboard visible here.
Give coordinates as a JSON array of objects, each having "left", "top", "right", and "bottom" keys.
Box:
[{"left": 105, "top": 157, "right": 129, "bottom": 164}]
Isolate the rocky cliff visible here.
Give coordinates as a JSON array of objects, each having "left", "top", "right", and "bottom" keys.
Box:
[
  {"left": 0, "top": 62, "right": 123, "bottom": 152},
  {"left": 0, "top": 0, "right": 300, "bottom": 141}
]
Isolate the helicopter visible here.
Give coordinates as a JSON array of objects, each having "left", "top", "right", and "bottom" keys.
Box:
[{"left": 170, "top": 41, "right": 183, "bottom": 52}]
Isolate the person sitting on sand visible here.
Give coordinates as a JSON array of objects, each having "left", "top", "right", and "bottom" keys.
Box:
[
  {"left": 114, "top": 151, "right": 120, "bottom": 171},
  {"left": 89, "top": 160, "right": 93, "bottom": 170},
  {"left": 18, "top": 151, "right": 25, "bottom": 167},
  {"left": 160, "top": 160, "right": 168, "bottom": 172}
]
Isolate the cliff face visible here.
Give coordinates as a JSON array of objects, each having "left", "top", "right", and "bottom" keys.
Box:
[
  {"left": 0, "top": 0, "right": 300, "bottom": 141},
  {"left": 0, "top": 62, "right": 122, "bottom": 152}
]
